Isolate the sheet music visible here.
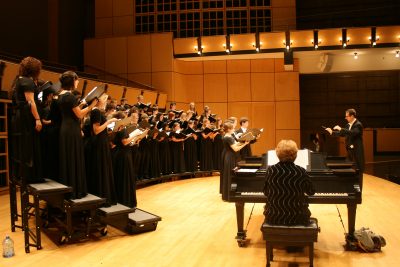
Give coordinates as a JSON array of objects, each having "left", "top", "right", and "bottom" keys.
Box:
[
  {"left": 267, "top": 149, "right": 309, "bottom": 169},
  {"left": 236, "top": 168, "right": 258, "bottom": 173}
]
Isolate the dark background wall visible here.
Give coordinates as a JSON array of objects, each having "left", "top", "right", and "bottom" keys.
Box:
[
  {"left": 296, "top": 0, "right": 400, "bottom": 30},
  {"left": 300, "top": 71, "right": 400, "bottom": 153},
  {"left": 0, "top": 0, "right": 94, "bottom": 69}
]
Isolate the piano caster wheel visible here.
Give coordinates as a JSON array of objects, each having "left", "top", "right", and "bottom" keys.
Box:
[
  {"left": 59, "top": 234, "right": 68, "bottom": 244},
  {"left": 237, "top": 239, "right": 246, "bottom": 247},
  {"left": 100, "top": 227, "right": 108, "bottom": 236}
]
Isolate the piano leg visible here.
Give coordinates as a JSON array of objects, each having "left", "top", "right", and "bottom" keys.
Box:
[
  {"left": 345, "top": 203, "right": 358, "bottom": 250},
  {"left": 346, "top": 203, "right": 357, "bottom": 236},
  {"left": 235, "top": 202, "right": 247, "bottom": 247}
]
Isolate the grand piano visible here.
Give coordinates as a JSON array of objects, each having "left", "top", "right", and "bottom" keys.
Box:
[{"left": 228, "top": 150, "right": 362, "bottom": 247}]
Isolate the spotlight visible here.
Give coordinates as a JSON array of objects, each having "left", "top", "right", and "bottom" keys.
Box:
[
  {"left": 396, "top": 51, "right": 399, "bottom": 58},
  {"left": 354, "top": 52, "right": 358, "bottom": 59},
  {"left": 312, "top": 30, "right": 321, "bottom": 49}
]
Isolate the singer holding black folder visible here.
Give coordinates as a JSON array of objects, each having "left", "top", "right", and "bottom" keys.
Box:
[
  {"left": 58, "top": 71, "right": 98, "bottom": 199},
  {"left": 324, "top": 108, "right": 365, "bottom": 190},
  {"left": 221, "top": 121, "right": 249, "bottom": 201}
]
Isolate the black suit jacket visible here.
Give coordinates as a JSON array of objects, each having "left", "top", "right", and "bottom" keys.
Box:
[{"left": 334, "top": 119, "right": 365, "bottom": 172}]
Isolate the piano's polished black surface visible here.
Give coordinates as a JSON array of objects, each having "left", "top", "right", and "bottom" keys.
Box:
[{"left": 228, "top": 152, "right": 362, "bottom": 246}]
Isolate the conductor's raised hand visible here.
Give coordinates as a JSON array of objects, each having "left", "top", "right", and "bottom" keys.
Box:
[
  {"left": 333, "top": 125, "right": 341, "bottom": 131},
  {"left": 325, "top": 127, "right": 333, "bottom": 135}
]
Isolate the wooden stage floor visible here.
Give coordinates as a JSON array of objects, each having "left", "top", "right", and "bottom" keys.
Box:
[{"left": 0, "top": 174, "right": 399, "bottom": 267}]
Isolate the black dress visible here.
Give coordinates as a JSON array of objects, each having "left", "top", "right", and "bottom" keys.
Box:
[
  {"left": 170, "top": 132, "right": 185, "bottom": 173},
  {"left": 43, "top": 99, "right": 62, "bottom": 181},
  {"left": 221, "top": 135, "right": 236, "bottom": 201},
  {"left": 213, "top": 131, "right": 223, "bottom": 171},
  {"left": 113, "top": 129, "right": 137, "bottom": 208},
  {"left": 199, "top": 132, "right": 213, "bottom": 171},
  {"left": 86, "top": 108, "right": 117, "bottom": 206},
  {"left": 58, "top": 92, "right": 87, "bottom": 199},
  {"left": 10, "top": 76, "right": 43, "bottom": 183},
  {"left": 158, "top": 132, "right": 172, "bottom": 175},
  {"left": 184, "top": 134, "right": 198, "bottom": 172}
]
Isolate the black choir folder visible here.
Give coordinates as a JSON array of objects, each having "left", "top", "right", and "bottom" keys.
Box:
[
  {"left": 238, "top": 128, "right": 263, "bottom": 142},
  {"left": 81, "top": 84, "right": 106, "bottom": 104}
]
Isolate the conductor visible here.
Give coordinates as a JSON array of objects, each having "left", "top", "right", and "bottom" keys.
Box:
[{"left": 325, "top": 108, "right": 365, "bottom": 190}]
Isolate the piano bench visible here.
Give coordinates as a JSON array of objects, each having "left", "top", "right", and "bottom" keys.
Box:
[{"left": 261, "top": 218, "right": 319, "bottom": 267}]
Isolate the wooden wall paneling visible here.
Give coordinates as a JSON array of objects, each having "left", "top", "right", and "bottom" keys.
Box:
[
  {"left": 173, "top": 38, "right": 198, "bottom": 55},
  {"left": 230, "top": 34, "right": 255, "bottom": 52},
  {"left": 260, "top": 32, "right": 286, "bottom": 49},
  {"left": 95, "top": 18, "right": 113, "bottom": 37},
  {"left": 184, "top": 74, "right": 204, "bottom": 103},
  {"left": 127, "top": 35, "right": 152, "bottom": 73},
  {"left": 227, "top": 73, "right": 251, "bottom": 102},
  {"left": 376, "top": 128, "right": 400, "bottom": 152},
  {"left": 174, "top": 60, "right": 203, "bottom": 75},
  {"left": 271, "top": 7, "right": 296, "bottom": 31},
  {"left": 95, "top": 0, "right": 113, "bottom": 18},
  {"left": 152, "top": 72, "right": 174, "bottom": 99},
  {"left": 275, "top": 129, "right": 301, "bottom": 147},
  {"left": 250, "top": 59, "right": 275, "bottom": 73},
  {"left": 104, "top": 73, "right": 128, "bottom": 85},
  {"left": 275, "top": 100, "right": 300, "bottom": 129},
  {"left": 252, "top": 102, "right": 276, "bottom": 155},
  {"left": 227, "top": 102, "right": 252, "bottom": 123},
  {"left": 112, "top": 0, "right": 133, "bottom": 16},
  {"left": 274, "top": 72, "right": 300, "bottom": 101},
  {"left": 318, "top": 28, "right": 343, "bottom": 46},
  {"left": 2, "top": 62, "right": 18, "bottom": 91},
  {"left": 151, "top": 33, "right": 174, "bottom": 72},
  {"left": 377, "top": 26, "right": 400, "bottom": 43},
  {"left": 363, "top": 128, "right": 374, "bottom": 163},
  {"left": 204, "top": 73, "right": 227, "bottom": 102},
  {"left": 202, "top": 35, "right": 227, "bottom": 53},
  {"left": 84, "top": 39, "right": 105, "bottom": 71},
  {"left": 173, "top": 73, "right": 188, "bottom": 103},
  {"left": 124, "top": 87, "right": 141, "bottom": 103},
  {"left": 127, "top": 73, "right": 152, "bottom": 86},
  {"left": 347, "top": 27, "right": 372, "bottom": 45},
  {"left": 205, "top": 102, "right": 227, "bottom": 121},
  {"left": 290, "top": 30, "right": 314, "bottom": 48},
  {"left": 251, "top": 73, "right": 275, "bottom": 102},
  {"left": 105, "top": 37, "right": 127, "bottom": 74},
  {"left": 40, "top": 71, "right": 60, "bottom": 84},
  {"left": 106, "top": 84, "right": 124, "bottom": 101},
  {"left": 142, "top": 90, "right": 157, "bottom": 106},
  {"left": 157, "top": 93, "right": 168, "bottom": 109},
  {"left": 113, "top": 16, "right": 133, "bottom": 36},
  {"left": 203, "top": 60, "right": 227, "bottom": 74},
  {"left": 274, "top": 58, "right": 299, "bottom": 72},
  {"left": 227, "top": 59, "right": 250, "bottom": 73}
]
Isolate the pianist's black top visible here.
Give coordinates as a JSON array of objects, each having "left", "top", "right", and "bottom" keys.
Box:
[{"left": 263, "top": 161, "right": 315, "bottom": 226}]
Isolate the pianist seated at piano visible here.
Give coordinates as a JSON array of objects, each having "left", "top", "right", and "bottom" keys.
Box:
[{"left": 263, "top": 140, "right": 315, "bottom": 226}]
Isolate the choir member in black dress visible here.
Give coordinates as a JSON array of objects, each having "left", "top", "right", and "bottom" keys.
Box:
[
  {"left": 86, "top": 94, "right": 118, "bottom": 206},
  {"left": 38, "top": 82, "right": 60, "bottom": 180},
  {"left": 58, "top": 71, "right": 97, "bottom": 199},
  {"left": 170, "top": 122, "right": 186, "bottom": 173},
  {"left": 148, "top": 127, "right": 161, "bottom": 178},
  {"left": 199, "top": 119, "right": 214, "bottom": 171},
  {"left": 263, "top": 140, "right": 315, "bottom": 225},
  {"left": 113, "top": 125, "right": 140, "bottom": 208},
  {"left": 212, "top": 118, "right": 223, "bottom": 171},
  {"left": 138, "top": 114, "right": 151, "bottom": 179},
  {"left": 221, "top": 121, "right": 249, "bottom": 200},
  {"left": 10, "top": 57, "right": 44, "bottom": 183},
  {"left": 158, "top": 123, "right": 172, "bottom": 175},
  {"left": 183, "top": 120, "right": 198, "bottom": 172}
]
